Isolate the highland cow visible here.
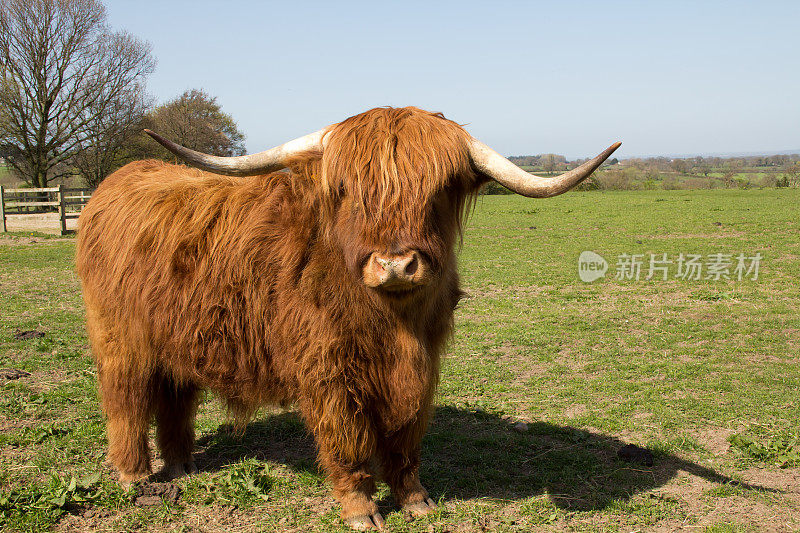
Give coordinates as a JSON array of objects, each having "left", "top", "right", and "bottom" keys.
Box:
[{"left": 76, "top": 106, "right": 619, "bottom": 529}]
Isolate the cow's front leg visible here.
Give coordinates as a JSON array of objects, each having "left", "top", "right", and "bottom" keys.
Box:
[
  {"left": 317, "top": 450, "right": 384, "bottom": 530},
  {"left": 378, "top": 417, "right": 436, "bottom": 518},
  {"left": 301, "top": 396, "right": 384, "bottom": 530}
]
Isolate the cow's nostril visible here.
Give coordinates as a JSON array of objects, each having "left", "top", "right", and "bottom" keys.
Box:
[{"left": 404, "top": 255, "right": 418, "bottom": 277}]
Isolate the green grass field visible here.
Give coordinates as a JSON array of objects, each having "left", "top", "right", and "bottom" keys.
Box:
[{"left": 1, "top": 189, "right": 799, "bottom": 532}]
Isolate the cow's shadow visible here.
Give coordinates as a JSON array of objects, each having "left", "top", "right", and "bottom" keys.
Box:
[{"left": 194, "top": 406, "right": 761, "bottom": 511}]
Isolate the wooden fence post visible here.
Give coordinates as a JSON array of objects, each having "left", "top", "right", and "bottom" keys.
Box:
[
  {"left": 0, "top": 185, "right": 6, "bottom": 233},
  {"left": 58, "top": 184, "right": 67, "bottom": 236}
]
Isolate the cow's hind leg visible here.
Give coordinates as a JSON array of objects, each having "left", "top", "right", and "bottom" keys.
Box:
[
  {"left": 155, "top": 375, "right": 199, "bottom": 479},
  {"left": 97, "top": 358, "right": 154, "bottom": 483}
]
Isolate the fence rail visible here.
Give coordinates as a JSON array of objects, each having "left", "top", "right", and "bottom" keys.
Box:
[
  {"left": 0, "top": 184, "right": 93, "bottom": 235},
  {"left": 4, "top": 187, "right": 60, "bottom": 193}
]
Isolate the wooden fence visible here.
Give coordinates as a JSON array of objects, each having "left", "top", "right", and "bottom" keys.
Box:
[{"left": 0, "top": 185, "right": 92, "bottom": 235}]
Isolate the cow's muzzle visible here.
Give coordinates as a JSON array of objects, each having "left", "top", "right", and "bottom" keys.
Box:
[{"left": 362, "top": 250, "right": 429, "bottom": 292}]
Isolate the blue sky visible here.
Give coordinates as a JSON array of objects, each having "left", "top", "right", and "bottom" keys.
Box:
[{"left": 105, "top": 1, "right": 799, "bottom": 159}]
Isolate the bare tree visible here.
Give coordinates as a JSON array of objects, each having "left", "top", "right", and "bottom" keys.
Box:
[
  {"left": 783, "top": 162, "right": 800, "bottom": 187},
  {"left": 72, "top": 83, "right": 152, "bottom": 188},
  {"left": 0, "top": 0, "right": 154, "bottom": 187},
  {"left": 539, "top": 154, "right": 565, "bottom": 175},
  {"left": 721, "top": 159, "right": 743, "bottom": 188},
  {"left": 670, "top": 159, "right": 687, "bottom": 175},
  {"left": 133, "top": 89, "right": 246, "bottom": 162}
]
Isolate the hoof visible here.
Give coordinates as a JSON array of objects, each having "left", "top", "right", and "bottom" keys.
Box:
[
  {"left": 345, "top": 512, "right": 385, "bottom": 531},
  {"left": 118, "top": 470, "right": 149, "bottom": 488},
  {"left": 164, "top": 460, "right": 197, "bottom": 479},
  {"left": 403, "top": 497, "right": 437, "bottom": 518}
]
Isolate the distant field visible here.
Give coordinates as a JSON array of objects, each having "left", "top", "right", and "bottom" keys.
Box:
[{"left": 1, "top": 189, "right": 798, "bottom": 531}]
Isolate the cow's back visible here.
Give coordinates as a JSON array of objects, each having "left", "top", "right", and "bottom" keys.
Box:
[
  {"left": 77, "top": 159, "right": 243, "bottom": 320},
  {"left": 76, "top": 160, "right": 304, "bottom": 403}
]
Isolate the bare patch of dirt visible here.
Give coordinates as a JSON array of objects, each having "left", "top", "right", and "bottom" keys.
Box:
[
  {"left": 23, "top": 369, "right": 75, "bottom": 393},
  {"left": 12, "top": 328, "right": 45, "bottom": 340},
  {"left": 56, "top": 507, "right": 171, "bottom": 533},
  {"left": 184, "top": 504, "right": 277, "bottom": 533},
  {"left": 564, "top": 404, "right": 587, "bottom": 419},
  {"left": 491, "top": 342, "right": 547, "bottom": 375},
  {"left": 462, "top": 284, "right": 552, "bottom": 301},
  {"left": 133, "top": 481, "right": 181, "bottom": 505},
  {"left": 489, "top": 341, "right": 518, "bottom": 360},
  {"left": 0, "top": 236, "right": 41, "bottom": 246},
  {"left": 0, "top": 367, "right": 30, "bottom": 380},
  {"left": 648, "top": 470, "right": 800, "bottom": 532},
  {"left": 512, "top": 363, "right": 549, "bottom": 385},
  {"left": 0, "top": 235, "right": 72, "bottom": 246},
  {"left": 647, "top": 231, "right": 745, "bottom": 239},
  {"left": 0, "top": 413, "right": 37, "bottom": 431},
  {"left": 738, "top": 467, "right": 800, "bottom": 498}
]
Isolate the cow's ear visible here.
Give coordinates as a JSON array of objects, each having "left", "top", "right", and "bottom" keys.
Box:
[{"left": 452, "top": 288, "right": 468, "bottom": 310}]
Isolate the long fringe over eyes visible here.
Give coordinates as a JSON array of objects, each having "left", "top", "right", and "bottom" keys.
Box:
[{"left": 320, "top": 107, "right": 477, "bottom": 224}]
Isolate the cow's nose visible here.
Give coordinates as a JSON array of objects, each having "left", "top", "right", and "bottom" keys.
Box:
[{"left": 363, "top": 250, "right": 428, "bottom": 290}]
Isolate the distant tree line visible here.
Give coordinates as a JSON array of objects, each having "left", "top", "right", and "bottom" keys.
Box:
[
  {"left": 593, "top": 154, "right": 800, "bottom": 191},
  {"left": 0, "top": 0, "right": 245, "bottom": 189},
  {"left": 508, "top": 153, "right": 567, "bottom": 172}
]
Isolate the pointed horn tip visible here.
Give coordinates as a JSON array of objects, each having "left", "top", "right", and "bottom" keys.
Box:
[{"left": 598, "top": 141, "right": 622, "bottom": 160}]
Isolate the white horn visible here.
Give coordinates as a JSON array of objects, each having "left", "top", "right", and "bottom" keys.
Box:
[
  {"left": 144, "top": 128, "right": 329, "bottom": 177},
  {"left": 469, "top": 139, "right": 621, "bottom": 198}
]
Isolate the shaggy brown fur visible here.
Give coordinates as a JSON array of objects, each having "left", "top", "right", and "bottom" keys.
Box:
[{"left": 76, "top": 107, "right": 488, "bottom": 522}]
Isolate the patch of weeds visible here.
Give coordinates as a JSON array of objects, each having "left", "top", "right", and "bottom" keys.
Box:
[
  {"left": 184, "top": 460, "right": 274, "bottom": 507},
  {"left": 729, "top": 428, "right": 800, "bottom": 467},
  {"left": 318, "top": 507, "right": 349, "bottom": 529},
  {"left": 291, "top": 457, "right": 319, "bottom": 474},
  {"left": 33, "top": 424, "right": 70, "bottom": 443},
  {"left": 295, "top": 470, "right": 324, "bottom": 488},
  {"left": 0, "top": 386, "right": 49, "bottom": 418},
  {"left": 607, "top": 493, "right": 683, "bottom": 525},
  {"left": 458, "top": 400, "right": 506, "bottom": 416},
  {"left": 648, "top": 434, "right": 705, "bottom": 456},
  {"left": 0, "top": 423, "right": 71, "bottom": 447},
  {"left": 0, "top": 472, "right": 103, "bottom": 527},
  {"left": 519, "top": 497, "right": 563, "bottom": 525}
]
